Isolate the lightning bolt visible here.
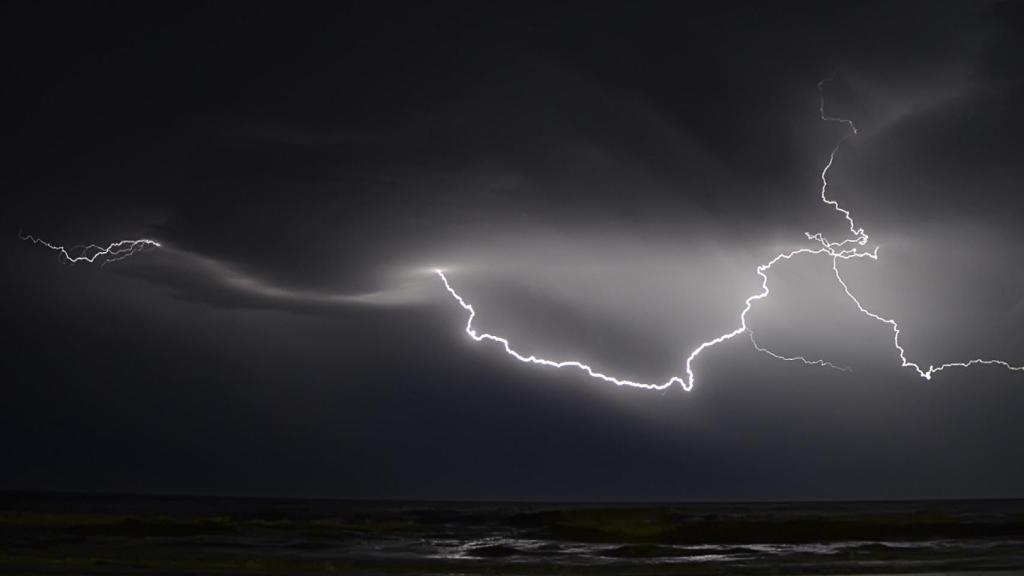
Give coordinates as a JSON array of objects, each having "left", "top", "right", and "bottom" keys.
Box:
[
  {"left": 18, "top": 81, "right": 1023, "bottom": 388},
  {"left": 438, "top": 269, "right": 676, "bottom": 390},
  {"left": 832, "top": 258, "right": 1024, "bottom": 379},
  {"left": 437, "top": 78, "right": 1024, "bottom": 390},
  {"left": 20, "top": 231, "right": 160, "bottom": 265},
  {"left": 749, "top": 331, "right": 850, "bottom": 373}
]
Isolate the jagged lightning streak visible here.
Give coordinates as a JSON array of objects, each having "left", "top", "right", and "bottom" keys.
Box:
[
  {"left": 808, "top": 79, "right": 1024, "bottom": 380},
  {"left": 20, "top": 231, "right": 160, "bottom": 265},
  {"left": 749, "top": 331, "right": 850, "bottom": 373},
  {"left": 437, "top": 78, "right": 1024, "bottom": 390},
  {"left": 438, "top": 245, "right": 866, "bottom": 390},
  {"left": 437, "top": 269, "right": 680, "bottom": 390},
  {"left": 832, "top": 259, "right": 1024, "bottom": 379},
  {"left": 19, "top": 81, "right": 1022, "bottom": 387}
]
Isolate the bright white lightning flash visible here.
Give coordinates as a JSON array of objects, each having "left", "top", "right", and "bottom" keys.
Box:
[
  {"left": 437, "top": 78, "right": 1024, "bottom": 390},
  {"left": 20, "top": 232, "right": 160, "bottom": 265},
  {"left": 18, "top": 81, "right": 1023, "bottom": 387}
]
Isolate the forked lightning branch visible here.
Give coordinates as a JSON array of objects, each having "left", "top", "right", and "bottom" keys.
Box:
[
  {"left": 435, "top": 79, "right": 1024, "bottom": 390},
  {"left": 22, "top": 81, "right": 1024, "bottom": 391}
]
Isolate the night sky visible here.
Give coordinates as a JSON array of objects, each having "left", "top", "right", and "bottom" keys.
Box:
[{"left": 4, "top": 1, "right": 1024, "bottom": 501}]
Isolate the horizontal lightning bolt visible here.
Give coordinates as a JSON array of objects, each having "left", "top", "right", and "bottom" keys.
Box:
[
  {"left": 436, "top": 246, "right": 870, "bottom": 390},
  {"left": 749, "top": 331, "right": 850, "bottom": 373},
  {"left": 832, "top": 258, "right": 1024, "bottom": 379},
  {"left": 20, "top": 231, "right": 160, "bottom": 265},
  {"left": 437, "top": 78, "right": 1024, "bottom": 390},
  {"left": 18, "top": 80, "right": 1023, "bottom": 388},
  {"left": 436, "top": 269, "right": 681, "bottom": 390}
]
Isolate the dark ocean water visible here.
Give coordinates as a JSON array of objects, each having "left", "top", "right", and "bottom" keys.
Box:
[{"left": 2, "top": 492, "right": 1024, "bottom": 574}]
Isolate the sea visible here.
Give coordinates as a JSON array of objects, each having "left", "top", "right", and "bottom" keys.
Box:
[{"left": 2, "top": 492, "right": 1023, "bottom": 574}]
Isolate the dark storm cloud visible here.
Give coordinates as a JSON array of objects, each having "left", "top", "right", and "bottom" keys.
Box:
[
  {"left": 119, "top": 245, "right": 436, "bottom": 312},
  {"left": 4, "top": 1, "right": 1024, "bottom": 500}
]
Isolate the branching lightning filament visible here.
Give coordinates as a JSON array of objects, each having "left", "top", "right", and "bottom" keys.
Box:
[
  {"left": 437, "top": 79, "right": 1024, "bottom": 390},
  {"left": 20, "top": 232, "right": 160, "bottom": 265},
  {"left": 18, "top": 80, "right": 1024, "bottom": 390}
]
